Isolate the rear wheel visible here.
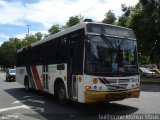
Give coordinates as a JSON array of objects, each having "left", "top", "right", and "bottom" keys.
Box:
[{"left": 24, "top": 77, "right": 30, "bottom": 92}]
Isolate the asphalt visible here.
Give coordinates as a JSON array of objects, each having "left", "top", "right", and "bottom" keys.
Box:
[{"left": 0, "top": 71, "right": 160, "bottom": 120}]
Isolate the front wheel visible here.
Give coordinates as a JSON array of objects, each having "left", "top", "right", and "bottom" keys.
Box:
[{"left": 56, "top": 83, "right": 67, "bottom": 104}]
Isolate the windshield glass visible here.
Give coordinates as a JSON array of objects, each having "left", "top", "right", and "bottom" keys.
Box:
[
  {"left": 10, "top": 69, "right": 16, "bottom": 73},
  {"left": 85, "top": 34, "right": 138, "bottom": 76},
  {"left": 140, "top": 68, "right": 151, "bottom": 73}
]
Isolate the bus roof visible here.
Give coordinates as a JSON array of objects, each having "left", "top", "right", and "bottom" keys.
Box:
[{"left": 17, "top": 22, "right": 134, "bottom": 53}]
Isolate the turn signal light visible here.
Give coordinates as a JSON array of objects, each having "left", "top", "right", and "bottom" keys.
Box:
[{"left": 85, "top": 86, "right": 91, "bottom": 91}]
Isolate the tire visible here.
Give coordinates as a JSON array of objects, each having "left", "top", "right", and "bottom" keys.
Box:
[
  {"left": 24, "top": 77, "right": 30, "bottom": 92},
  {"left": 56, "top": 82, "right": 67, "bottom": 104}
]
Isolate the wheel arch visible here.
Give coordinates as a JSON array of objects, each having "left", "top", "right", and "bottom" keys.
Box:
[{"left": 54, "top": 77, "right": 67, "bottom": 97}]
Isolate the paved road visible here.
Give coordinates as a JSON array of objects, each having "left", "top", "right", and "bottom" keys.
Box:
[{"left": 0, "top": 72, "right": 160, "bottom": 120}]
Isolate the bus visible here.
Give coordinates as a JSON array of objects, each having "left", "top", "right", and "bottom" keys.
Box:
[{"left": 16, "top": 21, "right": 140, "bottom": 104}]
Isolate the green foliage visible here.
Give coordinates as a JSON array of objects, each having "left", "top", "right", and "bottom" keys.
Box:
[
  {"left": 47, "top": 15, "right": 83, "bottom": 36},
  {"left": 139, "top": 55, "right": 150, "bottom": 65},
  {"left": 48, "top": 24, "right": 61, "bottom": 35},
  {"left": 0, "top": 32, "right": 43, "bottom": 68},
  {"left": 117, "top": 15, "right": 127, "bottom": 27},
  {"left": 127, "top": 1, "right": 160, "bottom": 66},
  {"left": 65, "top": 15, "right": 83, "bottom": 28},
  {"left": 139, "top": 0, "right": 149, "bottom": 6},
  {"left": 117, "top": 4, "right": 133, "bottom": 27},
  {"left": 22, "top": 34, "right": 38, "bottom": 47},
  {"left": 35, "top": 32, "right": 43, "bottom": 40},
  {"left": 102, "top": 10, "right": 117, "bottom": 24},
  {"left": 0, "top": 38, "right": 22, "bottom": 68}
]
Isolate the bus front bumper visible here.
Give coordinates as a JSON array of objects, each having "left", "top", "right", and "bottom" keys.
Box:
[{"left": 85, "top": 88, "right": 140, "bottom": 103}]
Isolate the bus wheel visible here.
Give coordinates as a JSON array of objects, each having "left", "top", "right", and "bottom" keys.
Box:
[
  {"left": 56, "top": 82, "right": 67, "bottom": 104},
  {"left": 24, "top": 77, "right": 30, "bottom": 92}
]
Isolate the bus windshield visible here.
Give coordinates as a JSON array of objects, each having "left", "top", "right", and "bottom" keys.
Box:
[{"left": 85, "top": 34, "right": 138, "bottom": 76}]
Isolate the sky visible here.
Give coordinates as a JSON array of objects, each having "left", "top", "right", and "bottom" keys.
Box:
[{"left": 0, "top": 0, "right": 139, "bottom": 44}]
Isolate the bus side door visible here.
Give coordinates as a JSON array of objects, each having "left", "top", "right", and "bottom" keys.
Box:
[{"left": 42, "top": 65, "right": 49, "bottom": 91}]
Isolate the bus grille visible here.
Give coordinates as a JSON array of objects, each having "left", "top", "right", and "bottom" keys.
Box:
[{"left": 99, "top": 78, "right": 130, "bottom": 91}]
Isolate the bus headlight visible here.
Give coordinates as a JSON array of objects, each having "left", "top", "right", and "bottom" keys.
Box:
[{"left": 93, "top": 78, "right": 98, "bottom": 84}]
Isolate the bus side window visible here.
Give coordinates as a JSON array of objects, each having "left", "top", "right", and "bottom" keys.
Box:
[{"left": 69, "top": 29, "right": 85, "bottom": 74}]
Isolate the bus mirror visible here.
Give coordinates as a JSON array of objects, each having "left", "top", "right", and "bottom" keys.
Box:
[{"left": 57, "top": 64, "right": 65, "bottom": 70}]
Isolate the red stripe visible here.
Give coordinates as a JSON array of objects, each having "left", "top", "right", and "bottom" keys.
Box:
[{"left": 32, "top": 66, "right": 43, "bottom": 91}]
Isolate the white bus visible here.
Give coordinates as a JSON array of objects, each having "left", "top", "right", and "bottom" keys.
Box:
[{"left": 16, "top": 21, "right": 140, "bottom": 104}]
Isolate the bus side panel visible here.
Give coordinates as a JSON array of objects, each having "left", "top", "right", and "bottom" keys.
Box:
[
  {"left": 16, "top": 67, "right": 27, "bottom": 86},
  {"left": 48, "top": 64, "right": 57, "bottom": 95},
  {"left": 48, "top": 64, "right": 68, "bottom": 97},
  {"left": 31, "top": 65, "right": 43, "bottom": 91},
  {"left": 77, "top": 75, "right": 85, "bottom": 103}
]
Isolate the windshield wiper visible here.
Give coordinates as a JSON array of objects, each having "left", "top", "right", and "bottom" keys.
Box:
[
  {"left": 118, "top": 37, "right": 127, "bottom": 47},
  {"left": 100, "top": 34, "right": 114, "bottom": 49}
]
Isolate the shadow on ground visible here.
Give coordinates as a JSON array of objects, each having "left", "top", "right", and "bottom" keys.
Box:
[
  {"left": 140, "top": 83, "right": 160, "bottom": 92},
  {"left": 5, "top": 87, "right": 139, "bottom": 120}
]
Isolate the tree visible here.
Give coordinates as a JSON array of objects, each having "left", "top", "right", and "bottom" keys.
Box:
[
  {"left": 139, "top": 0, "right": 160, "bottom": 6},
  {"left": 0, "top": 32, "right": 44, "bottom": 69},
  {"left": 127, "top": 1, "right": 160, "bottom": 67},
  {"left": 102, "top": 10, "right": 117, "bottom": 24},
  {"left": 117, "top": 15, "right": 127, "bottom": 27},
  {"left": 22, "top": 34, "right": 38, "bottom": 47},
  {"left": 0, "top": 38, "right": 22, "bottom": 68},
  {"left": 66, "top": 15, "right": 82, "bottom": 28},
  {"left": 139, "top": 0, "right": 149, "bottom": 6},
  {"left": 48, "top": 24, "right": 61, "bottom": 35},
  {"left": 47, "top": 15, "right": 83, "bottom": 36},
  {"left": 35, "top": 32, "right": 43, "bottom": 41},
  {"left": 117, "top": 4, "right": 133, "bottom": 27}
]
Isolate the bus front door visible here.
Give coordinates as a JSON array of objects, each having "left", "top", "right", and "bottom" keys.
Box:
[
  {"left": 71, "top": 75, "right": 78, "bottom": 99},
  {"left": 42, "top": 65, "right": 49, "bottom": 91}
]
